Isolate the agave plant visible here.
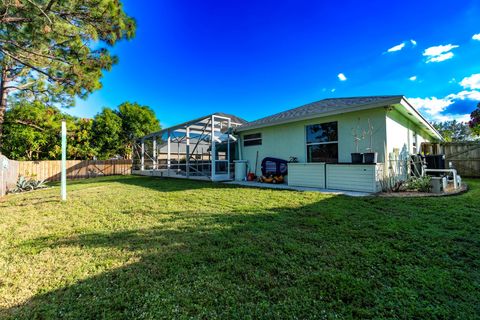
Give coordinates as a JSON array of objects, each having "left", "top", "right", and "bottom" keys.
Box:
[
  {"left": 10, "top": 176, "right": 47, "bottom": 194},
  {"left": 29, "top": 179, "right": 47, "bottom": 190},
  {"left": 11, "top": 176, "right": 31, "bottom": 193}
]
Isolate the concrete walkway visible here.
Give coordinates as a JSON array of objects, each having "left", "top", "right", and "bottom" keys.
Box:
[{"left": 224, "top": 180, "right": 371, "bottom": 197}]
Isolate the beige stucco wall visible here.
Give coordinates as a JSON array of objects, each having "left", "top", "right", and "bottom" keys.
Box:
[
  {"left": 239, "top": 107, "right": 388, "bottom": 175},
  {"left": 385, "top": 109, "right": 432, "bottom": 157},
  {"left": 384, "top": 109, "right": 435, "bottom": 179}
]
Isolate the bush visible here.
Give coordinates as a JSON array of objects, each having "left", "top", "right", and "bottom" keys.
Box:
[
  {"left": 380, "top": 176, "right": 405, "bottom": 192},
  {"left": 404, "top": 176, "right": 432, "bottom": 192}
]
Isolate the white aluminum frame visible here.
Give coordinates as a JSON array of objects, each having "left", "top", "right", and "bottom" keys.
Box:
[{"left": 134, "top": 113, "right": 242, "bottom": 181}]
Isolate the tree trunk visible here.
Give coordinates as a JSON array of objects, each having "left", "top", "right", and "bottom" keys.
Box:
[{"left": 0, "top": 67, "right": 8, "bottom": 149}]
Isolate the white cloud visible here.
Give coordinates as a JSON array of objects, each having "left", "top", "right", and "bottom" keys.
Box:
[
  {"left": 409, "top": 90, "right": 480, "bottom": 122},
  {"left": 409, "top": 75, "right": 417, "bottom": 81},
  {"left": 386, "top": 39, "right": 417, "bottom": 53},
  {"left": 410, "top": 77, "right": 480, "bottom": 122},
  {"left": 387, "top": 42, "right": 405, "bottom": 52},
  {"left": 411, "top": 97, "right": 471, "bottom": 122},
  {"left": 429, "top": 113, "right": 471, "bottom": 123},
  {"left": 447, "top": 90, "right": 480, "bottom": 101},
  {"left": 423, "top": 44, "right": 459, "bottom": 56},
  {"left": 454, "top": 114, "right": 473, "bottom": 122},
  {"left": 459, "top": 73, "right": 480, "bottom": 90},
  {"left": 427, "top": 52, "right": 454, "bottom": 63},
  {"left": 473, "top": 33, "right": 480, "bottom": 41},
  {"left": 337, "top": 73, "right": 347, "bottom": 81},
  {"left": 423, "top": 44, "right": 459, "bottom": 63},
  {"left": 331, "top": 88, "right": 336, "bottom": 92},
  {"left": 409, "top": 97, "right": 453, "bottom": 117}
]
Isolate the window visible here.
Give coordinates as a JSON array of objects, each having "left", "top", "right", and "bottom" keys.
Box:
[
  {"left": 412, "top": 132, "right": 418, "bottom": 154},
  {"left": 306, "top": 122, "right": 338, "bottom": 163},
  {"left": 243, "top": 133, "right": 262, "bottom": 146}
]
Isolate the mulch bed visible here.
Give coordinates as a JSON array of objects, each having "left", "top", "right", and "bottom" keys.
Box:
[{"left": 378, "top": 183, "right": 468, "bottom": 197}]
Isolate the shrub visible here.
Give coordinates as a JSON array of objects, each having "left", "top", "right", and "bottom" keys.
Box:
[
  {"left": 10, "top": 176, "right": 47, "bottom": 194},
  {"left": 380, "top": 176, "right": 405, "bottom": 192},
  {"left": 404, "top": 176, "right": 432, "bottom": 192}
]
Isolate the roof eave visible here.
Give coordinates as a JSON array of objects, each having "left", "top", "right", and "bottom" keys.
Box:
[{"left": 399, "top": 98, "right": 444, "bottom": 141}]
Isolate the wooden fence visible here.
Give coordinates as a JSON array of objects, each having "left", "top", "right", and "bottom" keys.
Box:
[
  {"left": 17, "top": 159, "right": 132, "bottom": 181},
  {"left": 421, "top": 142, "right": 480, "bottom": 177},
  {"left": 0, "top": 154, "right": 19, "bottom": 197}
]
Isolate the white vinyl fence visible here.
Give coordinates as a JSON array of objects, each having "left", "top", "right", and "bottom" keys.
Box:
[{"left": 0, "top": 154, "right": 19, "bottom": 197}]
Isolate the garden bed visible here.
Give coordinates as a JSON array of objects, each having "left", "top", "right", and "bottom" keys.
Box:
[{"left": 379, "top": 183, "right": 468, "bottom": 197}]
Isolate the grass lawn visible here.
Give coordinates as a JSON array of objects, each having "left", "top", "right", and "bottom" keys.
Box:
[{"left": 1, "top": 176, "right": 479, "bottom": 319}]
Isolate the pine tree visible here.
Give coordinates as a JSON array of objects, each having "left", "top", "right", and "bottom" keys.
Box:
[{"left": 0, "top": 0, "right": 136, "bottom": 146}]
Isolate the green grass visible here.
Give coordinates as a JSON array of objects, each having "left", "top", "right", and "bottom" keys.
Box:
[{"left": 0, "top": 176, "right": 479, "bottom": 319}]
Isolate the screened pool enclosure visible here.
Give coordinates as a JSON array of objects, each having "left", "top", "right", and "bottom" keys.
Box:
[{"left": 132, "top": 113, "right": 245, "bottom": 181}]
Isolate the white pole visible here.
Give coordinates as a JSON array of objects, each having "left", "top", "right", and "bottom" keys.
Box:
[
  {"left": 211, "top": 115, "right": 216, "bottom": 179},
  {"left": 227, "top": 118, "right": 231, "bottom": 178},
  {"left": 186, "top": 126, "right": 190, "bottom": 178},
  {"left": 140, "top": 139, "right": 145, "bottom": 170},
  {"left": 152, "top": 137, "right": 157, "bottom": 170},
  {"left": 61, "top": 120, "right": 67, "bottom": 201},
  {"left": 167, "top": 131, "right": 171, "bottom": 177}
]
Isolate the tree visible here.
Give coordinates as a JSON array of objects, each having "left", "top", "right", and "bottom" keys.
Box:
[
  {"left": 1, "top": 100, "right": 160, "bottom": 160},
  {"left": 0, "top": 100, "right": 99, "bottom": 160},
  {"left": 469, "top": 103, "right": 480, "bottom": 137},
  {"left": 0, "top": 0, "right": 136, "bottom": 145},
  {"left": 92, "top": 108, "right": 123, "bottom": 159},
  {"left": 68, "top": 118, "right": 97, "bottom": 160},
  {"left": 2, "top": 101, "right": 62, "bottom": 160},
  {"left": 432, "top": 120, "right": 473, "bottom": 142},
  {"left": 117, "top": 102, "right": 160, "bottom": 158}
]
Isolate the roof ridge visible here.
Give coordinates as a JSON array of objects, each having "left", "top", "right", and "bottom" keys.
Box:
[{"left": 322, "top": 94, "right": 404, "bottom": 100}]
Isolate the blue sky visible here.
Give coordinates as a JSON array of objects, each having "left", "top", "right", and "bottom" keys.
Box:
[{"left": 68, "top": 0, "right": 480, "bottom": 127}]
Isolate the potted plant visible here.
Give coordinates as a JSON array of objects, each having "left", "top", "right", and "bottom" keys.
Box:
[
  {"left": 364, "top": 118, "right": 378, "bottom": 163},
  {"left": 351, "top": 120, "right": 364, "bottom": 163}
]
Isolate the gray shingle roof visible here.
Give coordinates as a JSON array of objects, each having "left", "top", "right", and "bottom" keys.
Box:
[{"left": 237, "top": 95, "right": 404, "bottom": 132}]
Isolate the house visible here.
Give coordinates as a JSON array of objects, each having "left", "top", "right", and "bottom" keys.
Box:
[
  {"left": 133, "top": 95, "right": 442, "bottom": 193},
  {"left": 235, "top": 95, "right": 443, "bottom": 192}
]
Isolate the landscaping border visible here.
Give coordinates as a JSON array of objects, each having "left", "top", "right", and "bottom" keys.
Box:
[{"left": 378, "top": 183, "right": 468, "bottom": 197}]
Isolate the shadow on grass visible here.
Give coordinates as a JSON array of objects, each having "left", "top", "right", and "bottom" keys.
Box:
[{"left": 3, "top": 182, "right": 480, "bottom": 319}]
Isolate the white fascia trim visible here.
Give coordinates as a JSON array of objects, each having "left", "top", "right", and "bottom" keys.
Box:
[{"left": 399, "top": 98, "right": 444, "bottom": 141}]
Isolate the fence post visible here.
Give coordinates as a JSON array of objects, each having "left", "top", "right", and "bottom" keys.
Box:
[
  {"left": 0, "top": 156, "right": 4, "bottom": 197},
  {"left": 141, "top": 139, "right": 145, "bottom": 171}
]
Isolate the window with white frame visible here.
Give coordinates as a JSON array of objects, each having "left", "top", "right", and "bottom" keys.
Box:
[
  {"left": 412, "top": 132, "right": 418, "bottom": 154},
  {"left": 243, "top": 133, "right": 262, "bottom": 146},
  {"left": 306, "top": 122, "right": 338, "bottom": 163}
]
